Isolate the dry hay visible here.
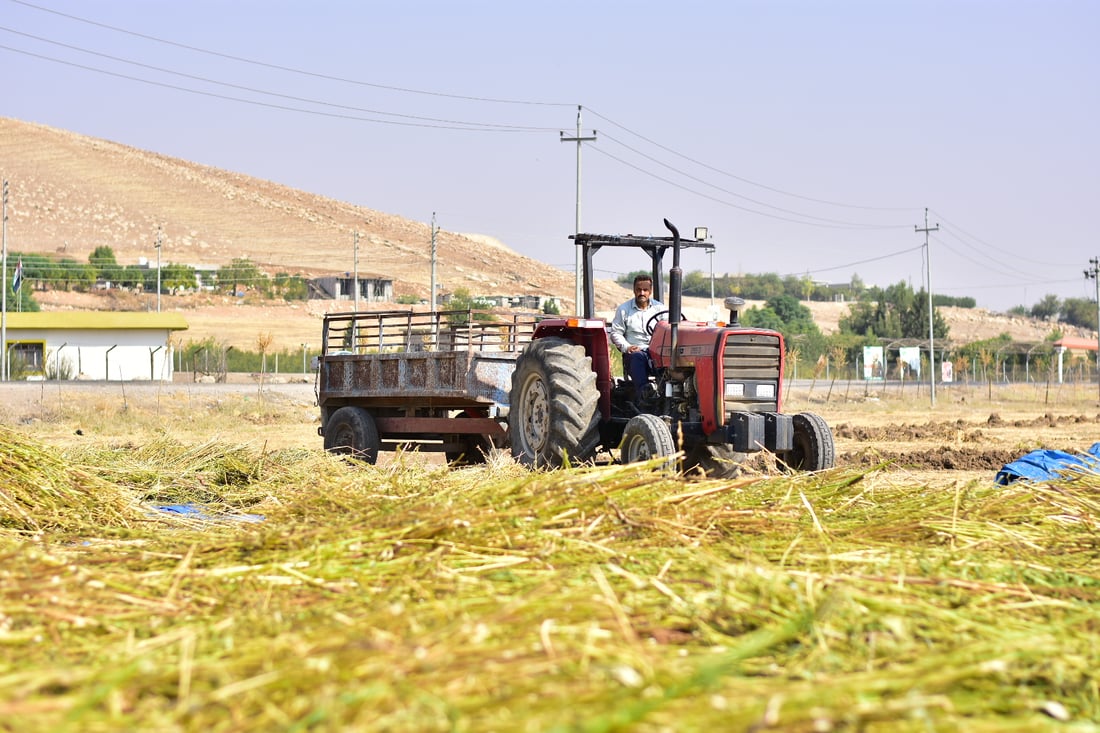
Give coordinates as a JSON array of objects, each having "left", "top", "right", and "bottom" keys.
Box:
[{"left": 1, "top": 425, "right": 1098, "bottom": 732}]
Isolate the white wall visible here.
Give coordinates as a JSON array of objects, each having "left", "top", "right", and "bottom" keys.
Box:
[{"left": 20, "top": 329, "right": 175, "bottom": 381}]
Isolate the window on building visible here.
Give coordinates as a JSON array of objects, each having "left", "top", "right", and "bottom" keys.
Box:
[{"left": 10, "top": 341, "right": 44, "bottom": 371}]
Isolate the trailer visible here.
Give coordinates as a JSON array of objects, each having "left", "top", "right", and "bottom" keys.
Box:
[
  {"left": 316, "top": 309, "right": 540, "bottom": 464},
  {"left": 316, "top": 219, "right": 833, "bottom": 477}
]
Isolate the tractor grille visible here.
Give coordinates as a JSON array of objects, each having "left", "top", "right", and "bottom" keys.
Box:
[{"left": 721, "top": 332, "right": 782, "bottom": 414}]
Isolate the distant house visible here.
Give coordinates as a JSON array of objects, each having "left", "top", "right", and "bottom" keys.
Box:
[
  {"left": 3, "top": 312, "right": 188, "bottom": 381},
  {"left": 309, "top": 275, "right": 393, "bottom": 303},
  {"left": 462, "top": 294, "right": 561, "bottom": 312}
]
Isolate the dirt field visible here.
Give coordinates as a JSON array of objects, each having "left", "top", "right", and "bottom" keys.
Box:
[{"left": 3, "top": 377, "right": 1097, "bottom": 487}]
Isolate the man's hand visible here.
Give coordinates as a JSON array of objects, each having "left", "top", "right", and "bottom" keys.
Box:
[{"left": 626, "top": 345, "right": 643, "bottom": 354}]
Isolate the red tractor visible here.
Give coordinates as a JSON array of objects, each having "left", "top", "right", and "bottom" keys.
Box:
[{"left": 508, "top": 219, "right": 835, "bottom": 477}]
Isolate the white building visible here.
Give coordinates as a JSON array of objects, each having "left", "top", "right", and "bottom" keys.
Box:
[{"left": 3, "top": 312, "right": 189, "bottom": 381}]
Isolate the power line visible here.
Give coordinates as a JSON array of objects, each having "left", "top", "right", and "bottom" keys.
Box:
[
  {"left": 0, "top": 27, "right": 557, "bottom": 131},
  {"left": 8, "top": 0, "right": 573, "bottom": 107},
  {"left": 586, "top": 106, "right": 913, "bottom": 212},
  {"left": 590, "top": 145, "right": 908, "bottom": 230},
  {"left": 784, "top": 244, "right": 925, "bottom": 278},
  {"left": 0, "top": 44, "right": 553, "bottom": 132},
  {"left": 600, "top": 131, "right": 910, "bottom": 229}
]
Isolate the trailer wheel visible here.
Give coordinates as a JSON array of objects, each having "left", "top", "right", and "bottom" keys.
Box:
[
  {"left": 510, "top": 337, "right": 600, "bottom": 468},
  {"left": 620, "top": 414, "right": 676, "bottom": 472},
  {"left": 324, "top": 406, "right": 381, "bottom": 464},
  {"left": 782, "top": 412, "right": 835, "bottom": 472},
  {"left": 683, "top": 443, "right": 745, "bottom": 479}
]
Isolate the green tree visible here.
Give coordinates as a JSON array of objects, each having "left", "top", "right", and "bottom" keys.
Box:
[
  {"left": 88, "top": 246, "right": 123, "bottom": 286},
  {"left": 840, "top": 281, "right": 947, "bottom": 340},
  {"left": 217, "top": 258, "right": 269, "bottom": 295},
  {"left": 273, "top": 272, "right": 309, "bottom": 300},
  {"left": 118, "top": 264, "right": 152, "bottom": 290},
  {"left": 162, "top": 263, "right": 198, "bottom": 292},
  {"left": 742, "top": 305, "right": 785, "bottom": 331},
  {"left": 1030, "top": 294, "right": 1061, "bottom": 321},
  {"left": 616, "top": 270, "right": 652, "bottom": 288},
  {"left": 1061, "top": 297, "right": 1097, "bottom": 330},
  {"left": 681, "top": 270, "right": 710, "bottom": 297}
]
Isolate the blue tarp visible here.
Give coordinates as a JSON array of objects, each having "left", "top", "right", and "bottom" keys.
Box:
[
  {"left": 995, "top": 442, "right": 1100, "bottom": 485},
  {"left": 153, "top": 504, "right": 265, "bottom": 523}
]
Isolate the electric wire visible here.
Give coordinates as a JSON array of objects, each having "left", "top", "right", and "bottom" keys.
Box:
[
  {"left": 585, "top": 106, "right": 914, "bottom": 212},
  {"left": 0, "top": 27, "right": 557, "bottom": 131},
  {"left": 3, "top": 1, "right": 1087, "bottom": 308},
  {"left": 8, "top": 0, "right": 573, "bottom": 107},
  {"left": 0, "top": 44, "right": 550, "bottom": 132},
  {"left": 590, "top": 145, "right": 905, "bottom": 230},
  {"left": 600, "top": 131, "right": 911, "bottom": 228}
]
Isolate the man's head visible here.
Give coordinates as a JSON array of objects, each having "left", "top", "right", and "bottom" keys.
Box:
[{"left": 632, "top": 275, "right": 653, "bottom": 308}]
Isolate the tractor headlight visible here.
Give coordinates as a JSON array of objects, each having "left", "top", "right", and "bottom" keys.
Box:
[
  {"left": 757, "top": 384, "right": 775, "bottom": 399},
  {"left": 724, "top": 383, "right": 744, "bottom": 398}
]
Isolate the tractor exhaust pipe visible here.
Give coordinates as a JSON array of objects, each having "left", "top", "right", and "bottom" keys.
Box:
[{"left": 663, "top": 218, "right": 682, "bottom": 372}]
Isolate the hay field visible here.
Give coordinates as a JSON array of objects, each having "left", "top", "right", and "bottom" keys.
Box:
[{"left": 1, "top": 380, "right": 1098, "bottom": 731}]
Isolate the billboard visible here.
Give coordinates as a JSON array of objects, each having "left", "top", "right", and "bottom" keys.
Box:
[
  {"left": 899, "top": 346, "right": 921, "bottom": 378},
  {"left": 863, "top": 345, "right": 885, "bottom": 381}
]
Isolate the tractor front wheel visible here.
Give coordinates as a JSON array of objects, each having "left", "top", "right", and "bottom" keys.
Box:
[
  {"left": 782, "top": 412, "right": 835, "bottom": 472},
  {"left": 620, "top": 414, "right": 677, "bottom": 472}
]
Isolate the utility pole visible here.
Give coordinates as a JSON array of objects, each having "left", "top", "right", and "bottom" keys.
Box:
[
  {"left": 430, "top": 213, "right": 438, "bottom": 311},
  {"left": 1084, "top": 257, "right": 1100, "bottom": 401},
  {"left": 1, "top": 179, "right": 8, "bottom": 382},
  {"left": 155, "top": 225, "right": 163, "bottom": 313},
  {"left": 915, "top": 208, "right": 940, "bottom": 407},
  {"left": 560, "top": 105, "right": 596, "bottom": 314},
  {"left": 353, "top": 230, "right": 360, "bottom": 311}
]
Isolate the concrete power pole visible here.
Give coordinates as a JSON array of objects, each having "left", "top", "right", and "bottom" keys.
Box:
[
  {"left": 155, "top": 225, "right": 163, "bottom": 313},
  {"left": 560, "top": 105, "right": 596, "bottom": 315},
  {"left": 430, "top": 213, "right": 437, "bottom": 311},
  {"left": 353, "top": 230, "right": 360, "bottom": 312},
  {"left": 1085, "top": 257, "right": 1100, "bottom": 401},
  {"left": 915, "top": 208, "right": 940, "bottom": 407}
]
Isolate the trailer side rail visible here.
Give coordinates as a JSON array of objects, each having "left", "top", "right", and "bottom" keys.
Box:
[{"left": 322, "top": 309, "right": 542, "bottom": 355}]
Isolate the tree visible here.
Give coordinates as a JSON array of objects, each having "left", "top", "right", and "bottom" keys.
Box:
[
  {"left": 1031, "top": 294, "right": 1061, "bottom": 321},
  {"left": 681, "top": 270, "right": 710, "bottom": 297},
  {"left": 162, "top": 263, "right": 198, "bottom": 293},
  {"left": 273, "top": 272, "right": 308, "bottom": 300},
  {"left": 1061, "top": 297, "right": 1097, "bottom": 330},
  {"left": 742, "top": 305, "right": 785, "bottom": 332},
  {"left": 88, "top": 246, "right": 123, "bottom": 286},
  {"left": 839, "top": 281, "right": 947, "bottom": 340},
  {"left": 217, "top": 258, "right": 268, "bottom": 295}
]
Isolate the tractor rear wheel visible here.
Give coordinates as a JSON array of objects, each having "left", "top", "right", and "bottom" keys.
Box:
[
  {"left": 620, "top": 414, "right": 677, "bottom": 472},
  {"left": 683, "top": 443, "right": 745, "bottom": 479},
  {"left": 510, "top": 337, "right": 600, "bottom": 468},
  {"left": 323, "top": 406, "right": 381, "bottom": 464},
  {"left": 783, "top": 412, "right": 835, "bottom": 471}
]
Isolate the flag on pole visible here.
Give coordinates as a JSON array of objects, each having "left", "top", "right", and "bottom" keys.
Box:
[{"left": 12, "top": 258, "right": 22, "bottom": 293}]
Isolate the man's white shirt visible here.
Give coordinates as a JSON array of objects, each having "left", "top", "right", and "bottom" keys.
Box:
[{"left": 609, "top": 299, "right": 665, "bottom": 354}]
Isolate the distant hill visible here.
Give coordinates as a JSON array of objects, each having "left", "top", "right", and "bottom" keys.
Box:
[
  {"left": 2, "top": 117, "right": 1089, "bottom": 350},
  {"left": 0, "top": 117, "right": 627, "bottom": 311}
]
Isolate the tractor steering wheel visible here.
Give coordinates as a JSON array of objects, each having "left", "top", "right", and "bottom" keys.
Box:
[{"left": 645, "top": 310, "right": 670, "bottom": 336}]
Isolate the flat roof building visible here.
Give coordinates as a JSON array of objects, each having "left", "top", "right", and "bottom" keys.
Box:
[{"left": 2, "top": 312, "right": 189, "bottom": 381}]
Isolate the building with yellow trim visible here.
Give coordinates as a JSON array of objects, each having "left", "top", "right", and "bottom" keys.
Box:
[{"left": 3, "top": 312, "right": 188, "bottom": 381}]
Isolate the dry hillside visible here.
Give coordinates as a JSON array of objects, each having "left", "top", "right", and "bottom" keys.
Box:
[
  {"left": 0, "top": 117, "right": 625, "bottom": 312},
  {"left": 2, "top": 116, "right": 1092, "bottom": 350}
]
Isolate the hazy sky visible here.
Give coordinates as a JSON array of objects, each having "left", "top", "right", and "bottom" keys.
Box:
[{"left": 3, "top": 0, "right": 1097, "bottom": 312}]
